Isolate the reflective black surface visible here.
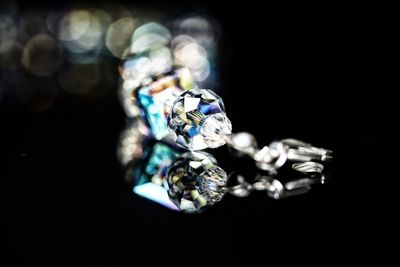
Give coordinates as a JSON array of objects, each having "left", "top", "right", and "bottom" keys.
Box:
[{"left": 1, "top": 0, "right": 397, "bottom": 265}]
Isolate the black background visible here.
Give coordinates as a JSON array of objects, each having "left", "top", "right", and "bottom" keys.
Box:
[{"left": 1, "top": 0, "right": 398, "bottom": 265}]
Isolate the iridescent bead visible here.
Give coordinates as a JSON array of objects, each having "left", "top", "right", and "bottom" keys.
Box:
[
  {"left": 168, "top": 88, "right": 232, "bottom": 150},
  {"left": 167, "top": 152, "right": 227, "bottom": 213},
  {"left": 136, "top": 67, "right": 193, "bottom": 140}
]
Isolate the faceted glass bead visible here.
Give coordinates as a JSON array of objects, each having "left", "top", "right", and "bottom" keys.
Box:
[
  {"left": 168, "top": 88, "right": 232, "bottom": 150},
  {"left": 167, "top": 152, "right": 227, "bottom": 213}
]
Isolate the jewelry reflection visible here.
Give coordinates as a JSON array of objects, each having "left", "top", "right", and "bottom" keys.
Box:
[
  {"left": 228, "top": 162, "right": 326, "bottom": 200},
  {"left": 119, "top": 121, "right": 180, "bottom": 210},
  {"left": 167, "top": 152, "right": 227, "bottom": 213},
  {"left": 118, "top": 120, "right": 330, "bottom": 213}
]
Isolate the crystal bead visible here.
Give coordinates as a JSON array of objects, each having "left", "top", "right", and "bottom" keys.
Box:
[
  {"left": 168, "top": 88, "right": 232, "bottom": 150},
  {"left": 167, "top": 152, "right": 227, "bottom": 213}
]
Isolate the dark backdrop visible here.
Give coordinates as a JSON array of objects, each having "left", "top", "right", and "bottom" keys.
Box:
[{"left": 1, "top": 0, "right": 397, "bottom": 265}]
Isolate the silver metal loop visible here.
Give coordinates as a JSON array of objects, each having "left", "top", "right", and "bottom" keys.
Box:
[
  {"left": 254, "top": 142, "right": 288, "bottom": 172},
  {"left": 224, "top": 132, "right": 259, "bottom": 157},
  {"left": 292, "top": 162, "right": 324, "bottom": 174},
  {"left": 227, "top": 173, "right": 253, "bottom": 197},
  {"left": 282, "top": 139, "right": 333, "bottom": 162},
  {"left": 225, "top": 133, "right": 332, "bottom": 173},
  {"left": 226, "top": 170, "right": 324, "bottom": 200}
]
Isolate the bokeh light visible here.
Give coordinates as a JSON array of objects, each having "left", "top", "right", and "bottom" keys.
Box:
[
  {"left": 172, "top": 35, "right": 210, "bottom": 81},
  {"left": 0, "top": 14, "right": 18, "bottom": 43},
  {"left": 58, "top": 10, "right": 91, "bottom": 41},
  {"left": 173, "top": 15, "right": 218, "bottom": 48},
  {"left": 58, "top": 9, "right": 107, "bottom": 63},
  {"left": 0, "top": 7, "right": 220, "bottom": 113},
  {"left": 106, "top": 17, "right": 135, "bottom": 58},
  {"left": 130, "top": 22, "right": 171, "bottom": 54},
  {"left": 117, "top": 119, "right": 149, "bottom": 166},
  {"left": 22, "top": 33, "right": 63, "bottom": 76}
]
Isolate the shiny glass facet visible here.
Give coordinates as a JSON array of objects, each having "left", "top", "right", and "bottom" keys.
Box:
[
  {"left": 168, "top": 88, "right": 231, "bottom": 150},
  {"left": 167, "top": 152, "right": 227, "bottom": 213}
]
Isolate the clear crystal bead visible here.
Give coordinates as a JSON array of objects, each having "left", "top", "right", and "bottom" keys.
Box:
[
  {"left": 200, "top": 113, "right": 232, "bottom": 148},
  {"left": 167, "top": 152, "right": 227, "bottom": 213},
  {"left": 168, "top": 88, "right": 232, "bottom": 150}
]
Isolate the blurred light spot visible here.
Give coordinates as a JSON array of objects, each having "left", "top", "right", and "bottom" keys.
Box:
[
  {"left": 175, "top": 41, "right": 207, "bottom": 69},
  {"left": 117, "top": 120, "right": 150, "bottom": 166},
  {"left": 106, "top": 17, "right": 135, "bottom": 58},
  {"left": 119, "top": 78, "right": 141, "bottom": 117},
  {"left": 171, "top": 34, "right": 195, "bottom": 50},
  {"left": 59, "top": 10, "right": 104, "bottom": 63},
  {"left": 92, "top": 9, "right": 112, "bottom": 28},
  {"left": 0, "top": 14, "right": 18, "bottom": 44},
  {"left": 22, "top": 33, "right": 63, "bottom": 76},
  {"left": 175, "top": 67, "right": 193, "bottom": 91},
  {"left": 58, "top": 10, "right": 91, "bottom": 41},
  {"left": 58, "top": 64, "right": 99, "bottom": 95},
  {"left": 149, "top": 46, "right": 172, "bottom": 74},
  {"left": 172, "top": 36, "right": 210, "bottom": 81},
  {"left": 120, "top": 56, "right": 151, "bottom": 81},
  {"left": 174, "top": 16, "right": 218, "bottom": 47},
  {"left": 122, "top": 78, "right": 140, "bottom": 91},
  {"left": 131, "top": 22, "right": 171, "bottom": 53},
  {"left": 123, "top": 98, "right": 141, "bottom": 117},
  {"left": 0, "top": 40, "right": 23, "bottom": 70},
  {"left": 63, "top": 14, "right": 102, "bottom": 53}
]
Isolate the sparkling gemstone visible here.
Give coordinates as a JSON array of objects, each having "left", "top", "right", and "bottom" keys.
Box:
[
  {"left": 130, "top": 142, "right": 180, "bottom": 210},
  {"left": 136, "top": 67, "right": 194, "bottom": 140},
  {"left": 168, "top": 88, "right": 232, "bottom": 150},
  {"left": 167, "top": 152, "right": 227, "bottom": 213}
]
